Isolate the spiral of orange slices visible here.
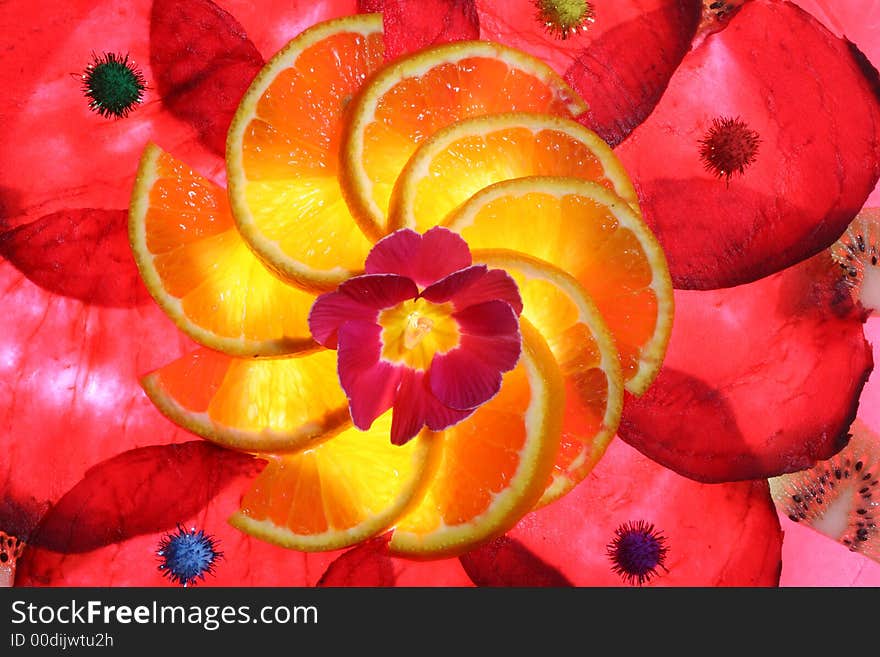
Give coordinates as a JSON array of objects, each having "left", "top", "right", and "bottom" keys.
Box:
[{"left": 130, "top": 14, "right": 673, "bottom": 558}]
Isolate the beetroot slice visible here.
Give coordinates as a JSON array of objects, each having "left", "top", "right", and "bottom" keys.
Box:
[
  {"left": 316, "top": 535, "right": 396, "bottom": 586},
  {"left": 0, "top": 209, "right": 150, "bottom": 307},
  {"left": 28, "top": 442, "right": 261, "bottom": 554},
  {"left": 501, "top": 438, "right": 782, "bottom": 586},
  {"left": 460, "top": 536, "right": 573, "bottom": 587},
  {"left": 619, "top": 252, "right": 873, "bottom": 483},
  {"left": 0, "top": 261, "right": 195, "bottom": 515},
  {"left": 150, "top": 0, "right": 264, "bottom": 157},
  {"left": 474, "top": 0, "right": 701, "bottom": 147},
  {"left": 15, "top": 455, "right": 326, "bottom": 587},
  {"left": 316, "top": 538, "right": 476, "bottom": 586},
  {"left": 364, "top": 0, "right": 480, "bottom": 61},
  {"left": 616, "top": 0, "right": 880, "bottom": 289}
]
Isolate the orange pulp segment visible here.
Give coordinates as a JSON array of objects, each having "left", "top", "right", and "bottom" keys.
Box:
[
  {"left": 446, "top": 177, "right": 673, "bottom": 395},
  {"left": 129, "top": 143, "right": 318, "bottom": 357},
  {"left": 226, "top": 14, "right": 385, "bottom": 291},
  {"left": 230, "top": 411, "right": 439, "bottom": 552},
  {"left": 141, "top": 346, "right": 351, "bottom": 453},
  {"left": 389, "top": 112, "right": 639, "bottom": 232},
  {"left": 474, "top": 249, "right": 623, "bottom": 507},
  {"left": 388, "top": 319, "right": 564, "bottom": 558},
  {"left": 340, "top": 40, "right": 588, "bottom": 239}
]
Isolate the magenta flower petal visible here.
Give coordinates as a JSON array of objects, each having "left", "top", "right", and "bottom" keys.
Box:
[
  {"left": 421, "top": 265, "right": 523, "bottom": 314},
  {"left": 337, "top": 320, "right": 405, "bottom": 429},
  {"left": 429, "top": 300, "right": 520, "bottom": 410},
  {"left": 616, "top": 0, "right": 880, "bottom": 289},
  {"left": 493, "top": 438, "right": 782, "bottom": 586},
  {"left": 474, "top": 0, "right": 702, "bottom": 147},
  {"left": 150, "top": 0, "right": 264, "bottom": 157},
  {"left": 618, "top": 253, "right": 873, "bottom": 483},
  {"left": 363, "top": 0, "right": 480, "bottom": 61},
  {"left": 309, "top": 274, "right": 419, "bottom": 347},
  {"left": 391, "top": 369, "right": 471, "bottom": 444},
  {"left": 365, "top": 226, "right": 472, "bottom": 286}
]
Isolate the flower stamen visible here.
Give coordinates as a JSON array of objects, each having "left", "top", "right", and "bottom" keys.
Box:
[{"left": 698, "top": 115, "right": 761, "bottom": 182}]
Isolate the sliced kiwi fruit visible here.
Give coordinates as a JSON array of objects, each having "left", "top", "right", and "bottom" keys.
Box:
[
  {"left": 770, "top": 419, "right": 879, "bottom": 562},
  {"left": 831, "top": 208, "right": 880, "bottom": 314}
]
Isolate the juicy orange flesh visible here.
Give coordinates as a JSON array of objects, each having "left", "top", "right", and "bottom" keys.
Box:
[
  {"left": 150, "top": 348, "right": 349, "bottom": 436},
  {"left": 238, "top": 411, "right": 424, "bottom": 534},
  {"left": 499, "top": 269, "right": 612, "bottom": 498},
  {"left": 145, "top": 151, "right": 317, "bottom": 341},
  {"left": 240, "top": 31, "right": 384, "bottom": 274},
  {"left": 364, "top": 57, "right": 577, "bottom": 229},
  {"left": 394, "top": 361, "right": 531, "bottom": 532},
  {"left": 454, "top": 193, "right": 657, "bottom": 381},
  {"left": 408, "top": 127, "right": 613, "bottom": 231},
  {"left": 379, "top": 298, "right": 461, "bottom": 370}
]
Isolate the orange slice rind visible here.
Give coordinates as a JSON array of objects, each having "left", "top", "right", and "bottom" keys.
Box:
[
  {"left": 129, "top": 143, "right": 319, "bottom": 357},
  {"left": 388, "top": 318, "right": 564, "bottom": 559},
  {"left": 141, "top": 347, "right": 351, "bottom": 453},
  {"left": 389, "top": 112, "right": 639, "bottom": 232},
  {"left": 226, "top": 13, "right": 385, "bottom": 292},
  {"left": 474, "top": 249, "right": 624, "bottom": 507},
  {"left": 230, "top": 411, "right": 440, "bottom": 552},
  {"left": 340, "top": 40, "right": 588, "bottom": 239},
  {"left": 446, "top": 177, "right": 673, "bottom": 395}
]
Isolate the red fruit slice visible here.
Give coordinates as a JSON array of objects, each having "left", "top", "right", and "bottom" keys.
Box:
[
  {"left": 0, "top": 209, "right": 149, "bottom": 307},
  {"left": 460, "top": 536, "right": 572, "bottom": 586},
  {"left": 474, "top": 0, "right": 702, "bottom": 147},
  {"left": 315, "top": 536, "right": 476, "bottom": 586},
  {"left": 150, "top": 0, "right": 264, "bottom": 157},
  {"left": 0, "top": 260, "right": 194, "bottom": 516},
  {"left": 316, "top": 535, "right": 396, "bottom": 586},
  {"left": 616, "top": 0, "right": 880, "bottom": 289},
  {"left": 29, "top": 442, "right": 260, "bottom": 553},
  {"left": 618, "top": 252, "right": 873, "bottom": 483},
  {"left": 500, "top": 438, "right": 782, "bottom": 586},
  {"left": 363, "top": 0, "right": 480, "bottom": 61},
  {"left": 15, "top": 453, "right": 319, "bottom": 587}
]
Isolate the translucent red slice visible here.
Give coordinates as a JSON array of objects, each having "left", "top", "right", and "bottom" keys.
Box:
[
  {"left": 618, "top": 252, "right": 873, "bottom": 483},
  {"left": 362, "top": 0, "right": 480, "bottom": 61},
  {"left": 16, "top": 448, "right": 322, "bottom": 586},
  {"left": 150, "top": 0, "right": 264, "bottom": 157},
  {"left": 467, "top": 438, "right": 782, "bottom": 586},
  {"left": 616, "top": 0, "right": 880, "bottom": 289},
  {"left": 474, "top": 0, "right": 702, "bottom": 147}
]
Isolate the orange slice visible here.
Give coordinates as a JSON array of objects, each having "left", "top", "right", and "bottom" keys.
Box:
[
  {"left": 474, "top": 250, "right": 623, "bottom": 507},
  {"left": 230, "top": 411, "right": 440, "bottom": 552},
  {"left": 140, "top": 347, "right": 350, "bottom": 453},
  {"left": 388, "top": 319, "right": 564, "bottom": 558},
  {"left": 340, "top": 40, "right": 588, "bottom": 239},
  {"left": 446, "top": 177, "right": 673, "bottom": 395},
  {"left": 389, "top": 112, "right": 639, "bottom": 232},
  {"left": 129, "top": 143, "right": 318, "bottom": 357},
  {"left": 226, "top": 14, "right": 385, "bottom": 291}
]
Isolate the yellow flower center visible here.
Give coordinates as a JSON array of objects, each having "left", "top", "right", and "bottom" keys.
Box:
[{"left": 379, "top": 298, "right": 461, "bottom": 370}]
